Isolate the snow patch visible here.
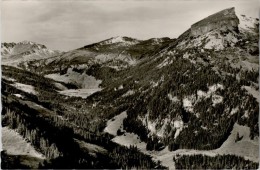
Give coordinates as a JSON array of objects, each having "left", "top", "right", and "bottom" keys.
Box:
[
  {"left": 197, "top": 84, "right": 224, "bottom": 106},
  {"left": 173, "top": 120, "right": 184, "bottom": 139},
  {"left": 112, "top": 133, "right": 147, "bottom": 150},
  {"left": 54, "top": 82, "right": 68, "bottom": 91},
  {"left": 45, "top": 68, "right": 102, "bottom": 89},
  {"left": 151, "top": 81, "right": 159, "bottom": 88},
  {"left": 157, "top": 57, "right": 173, "bottom": 68},
  {"left": 11, "top": 82, "right": 38, "bottom": 95},
  {"left": 242, "top": 86, "right": 259, "bottom": 102},
  {"left": 181, "top": 84, "right": 224, "bottom": 116},
  {"left": 2, "top": 76, "right": 16, "bottom": 82},
  {"left": 2, "top": 127, "right": 45, "bottom": 159},
  {"left": 212, "top": 94, "right": 223, "bottom": 106},
  {"left": 183, "top": 52, "right": 190, "bottom": 59},
  {"left": 122, "top": 90, "right": 135, "bottom": 97},
  {"left": 230, "top": 107, "right": 239, "bottom": 115},
  {"left": 242, "top": 110, "right": 249, "bottom": 118},
  {"left": 147, "top": 120, "right": 157, "bottom": 135},
  {"left": 75, "top": 139, "right": 107, "bottom": 157},
  {"left": 167, "top": 94, "right": 180, "bottom": 103},
  {"left": 13, "top": 94, "right": 23, "bottom": 98},
  {"left": 183, "top": 98, "right": 193, "bottom": 107},
  {"left": 197, "top": 90, "right": 207, "bottom": 98},
  {"left": 209, "top": 83, "right": 224, "bottom": 92},
  {"left": 104, "top": 111, "right": 127, "bottom": 136},
  {"left": 183, "top": 96, "right": 195, "bottom": 112},
  {"left": 139, "top": 114, "right": 179, "bottom": 139},
  {"left": 157, "top": 118, "right": 170, "bottom": 137},
  {"left": 118, "top": 85, "right": 124, "bottom": 90},
  {"left": 238, "top": 15, "right": 259, "bottom": 33},
  {"left": 101, "top": 36, "right": 139, "bottom": 46},
  {"left": 59, "top": 89, "right": 101, "bottom": 98}
]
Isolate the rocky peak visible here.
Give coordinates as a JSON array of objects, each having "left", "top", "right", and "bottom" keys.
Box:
[
  {"left": 100, "top": 36, "right": 140, "bottom": 45},
  {"left": 18, "top": 41, "right": 47, "bottom": 49},
  {"left": 1, "top": 41, "right": 51, "bottom": 57},
  {"left": 18, "top": 40, "right": 35, "bottom": 45},
  {"left": 191, "top": 7, "right": 239, "bottom": 36},
  {"left": 1, "top": 42, "right": 16, "bottom": 48}
]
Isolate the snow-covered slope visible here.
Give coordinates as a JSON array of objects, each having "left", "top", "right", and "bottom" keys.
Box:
[
  {"left": 99, "top": 36, "right": 140, "bottom": 46},
  {"left": 2, "top": 127, "right": 45, "bottom": 159},
  {"left": 104, "top": 111, "right": 127, "bottom": 136},
  {"left": 45, "top": 68, "right": 102, "bottom": 89},
  {"left": 105, "top": 114, "right": 259, "bottom": 169},
  {"left": 238, "top": 14, "right": 259, "bottom": 33},
  {"left": 1, "top": 41, "right": 61, "bottom": 67},
  {"left": 45, "top": 68, "right": 102, "bottom": 98},
  {"left": 216, "top": 123, "right": 259, "bottom": 162}
]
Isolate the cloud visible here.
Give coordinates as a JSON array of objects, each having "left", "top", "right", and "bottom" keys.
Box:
[{"left": 2, "top": 0, "right": 259, "bottom": 51}]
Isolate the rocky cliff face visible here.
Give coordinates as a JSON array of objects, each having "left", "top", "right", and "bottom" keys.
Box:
[{"left": 191, "top": 7, "right": 239, "bottom": 36}]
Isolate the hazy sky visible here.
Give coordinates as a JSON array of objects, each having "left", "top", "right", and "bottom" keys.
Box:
[{"left": 1, "top": 0, "right": 259, "bottom": 51}]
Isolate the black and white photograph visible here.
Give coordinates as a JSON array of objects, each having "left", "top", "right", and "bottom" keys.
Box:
[{"left": 1, "top": 0, "right": 259, "bottom": 169}]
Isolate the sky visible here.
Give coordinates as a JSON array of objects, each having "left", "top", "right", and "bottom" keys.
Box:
[{"left": 1, "top": 0, "right": 259, "bottom": 51}]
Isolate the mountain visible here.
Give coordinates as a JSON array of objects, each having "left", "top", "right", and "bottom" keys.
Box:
[
  {"left": 24, "top": 36, "right": 173, "bottom": 71},
  {"left": 1, "top": 41, "right": 62, "bottom": 67},
  {"left": 17, "top": 36, "right": 174, "bottom": 89},
  {"left": 78, "top": 7, "right": 259, "bottom": 168},
  {"left": 1, "top": 7, "right": 259, "bottom": 169}
]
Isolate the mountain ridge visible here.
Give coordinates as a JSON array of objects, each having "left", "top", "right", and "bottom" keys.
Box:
[
  {"left": 1, "top": 7, "right": 259, "bottom": 169},
  {"left": 1, "top": 41, "right": 62, "bottom": 67}
]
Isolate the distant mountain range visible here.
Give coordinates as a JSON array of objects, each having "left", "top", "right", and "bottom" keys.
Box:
[{"left": 1, "top": 41, "right": 62, "bottom": 66}]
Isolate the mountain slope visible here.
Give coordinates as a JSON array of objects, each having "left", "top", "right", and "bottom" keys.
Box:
[
  {"left": 20, "top": 36, "right": 174, "bottom": 90},
  {"left": 1, "top": 41, "right": 62, "bottom": 67},
  {"left": 23, "top": 36, "right": 174, "bottom": 72},
  {"left": 83, "top": 7, "right": 259, "bottom": 168},
  {"left": 1, "top": 7, "right": 259, "bottom": 170}
]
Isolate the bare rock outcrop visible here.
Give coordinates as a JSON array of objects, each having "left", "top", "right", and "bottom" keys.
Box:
[{"left": 191, "top": 7, "right": 239, "bottom": 36}]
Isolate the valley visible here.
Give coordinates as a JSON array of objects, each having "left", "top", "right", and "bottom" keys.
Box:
[{"left": 1, "top": 7, "right": 259, "bottom": 169}]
